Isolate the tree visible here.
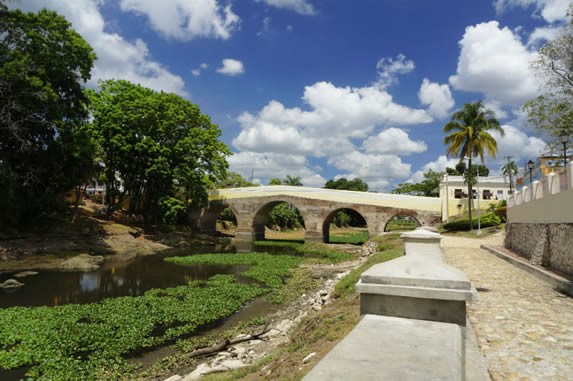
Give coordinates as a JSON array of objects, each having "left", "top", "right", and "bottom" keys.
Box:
[
  {"left": 217, "top": 172, "right": 256, "bottom": 188},
  {"left": 445, "top": 162, "right": 489, "bottom": 177},
  {"left": 392, "top": 170, "right": 443, "bottom": 197},
  {"left": 282, "top": 175, "right": 303, "bottom": 186},
  {"left": 443, "top": 101, "right": 503, "bottom": 230},
  {"left": 87, "top": 80, "right": 230, "bottom": 226},
  {"left": 324, "top": 177, "right": 369, "bottom": 192},
  {"left": 0, "top": 5, "right": 96, "bottom": 226},
  {"left": 524, "top": 6, "right": 573, "bottom": 143},
  {"left": 501, "top": 160, "right": 518, "bottom": 193},
  {"left": 268, "top": 178, "right": 283, "bottom": 185}
]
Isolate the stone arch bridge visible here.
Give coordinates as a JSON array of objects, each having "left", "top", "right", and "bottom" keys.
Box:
[{"left": 190, "top": 186, "right": 441, "bottom": 251}]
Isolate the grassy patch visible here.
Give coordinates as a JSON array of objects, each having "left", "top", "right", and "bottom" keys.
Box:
[
  {"left": 254, "top": 241, "right": 353, "bottom": 263},
  {"left": 328, "top": 230, "right": 368, "bottom": 245},
  {"left": 333, "top": 237, "right": 403, "bottom": 298},
  {"left": 167, "top": 253, "right": 303, "bottom": 291},
  {"left": 385, "top": 220, "right": 418, "bottom": 232},
  {"left": 0, "top": 275, "right": 266, "bottom": 380}
]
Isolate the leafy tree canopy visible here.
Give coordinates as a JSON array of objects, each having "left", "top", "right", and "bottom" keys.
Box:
[
  {"left": 392, "top": 169, "right": 443, "bottom": 197},
  {"left": 87, "top": 79, "right": 230, "bottom": 226},
  {"left": 216, "top": 171, "right": 257, "bottom": 188},
  {"left": 524, "top": 6, "right": 573, "bottom": 145},
  {"left": 445, "top": 162, "right": 489, "bottom": 177},
  {"left": 0, "top": 5, "right": 96, "bottom": 226},
  {"left": 324, "top": 177, "right": 369, "bottom": 192},
  {"left": 268, "top": 178, "right": 283, "bottom": 185},
  {"left": 282, "top": 175, "right": 303, "bottom": 186}
]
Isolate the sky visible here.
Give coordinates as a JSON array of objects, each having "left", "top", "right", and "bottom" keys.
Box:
[{"left": 11, "top": 0, "right": 570, "bottom": 191}]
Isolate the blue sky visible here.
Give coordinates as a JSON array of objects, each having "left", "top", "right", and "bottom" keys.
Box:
[{"left": 14, "top": 0, "right": 570, "bottom": 190}]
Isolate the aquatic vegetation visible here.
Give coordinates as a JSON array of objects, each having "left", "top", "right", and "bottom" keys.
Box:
[
  {"left": 253, "top": 241, "right": 353, "bottom": 263},
  {"left": 0, "top": 275, "right": 265, "bottom": 380},
  {"left": 167, "top": 253, "right": 304, "bottom": 290}
]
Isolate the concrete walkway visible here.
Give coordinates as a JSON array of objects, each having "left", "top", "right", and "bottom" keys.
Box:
[{"left": 442, "top": 233, "right": 573, "bottom": 381}]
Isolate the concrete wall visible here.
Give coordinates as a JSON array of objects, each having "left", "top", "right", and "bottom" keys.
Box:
[{"left": 506, "top": 162, "right": 573, "bottom": 276}]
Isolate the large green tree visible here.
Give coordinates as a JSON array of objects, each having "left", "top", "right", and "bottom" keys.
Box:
[
  {"left": 87, "top": 80, "right": 230, "bottom": 226},
  {"left": 0, "top": 5, "right": 96, "bottom": 226},
  {"left": 216, "top": 172, "right": 257, "bottom": 188},
  {"left": 443, "top": 101, "right": 503, "bottom": 229},
  {"left": 392, "top": 170, "right": 443, "bottom": 197},
  {"left": 324, "top": 177, "right": 369, "bottom": 192},
  {"left": 282, "top": 175, "right": 303, "bottom": 186}
]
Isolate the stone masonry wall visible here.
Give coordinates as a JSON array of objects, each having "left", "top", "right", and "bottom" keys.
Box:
[
  {"left": 505, "top": 223, "right": 573, "bottom": 276},
  {"left": 548, "top": 224, "right": 573, "bottom": 275}
]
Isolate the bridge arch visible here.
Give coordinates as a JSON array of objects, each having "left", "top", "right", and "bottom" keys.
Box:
[
  {"left": 384, "top": 212, "right": 421, "bottom": 232},
  {"left": 251, "top": 199, "right": 307, "bottom": 241},
  {"left": 198, "top": 202, "right": 241, "bottom": 235},
  {"left": 322, "top": 207, "right": 368, "bottom": 243}
]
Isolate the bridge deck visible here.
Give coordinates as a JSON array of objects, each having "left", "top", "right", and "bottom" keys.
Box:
[{"left": 209, "top": 186, "right": 441, "bottom": 212}]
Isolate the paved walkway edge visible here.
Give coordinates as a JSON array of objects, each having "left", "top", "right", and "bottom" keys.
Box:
[{"left": 480, "top": 245, "right": 573, "bottom": 297}]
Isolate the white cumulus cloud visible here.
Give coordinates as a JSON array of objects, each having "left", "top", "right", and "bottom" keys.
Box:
[
  {"left": 493, "top": 0, "right": 570, "bottom": 23},
  {"left": 328, "top": 151, "right": 412, "bottom": 191},
  {"left": 228, "top": 152, "right": 325, "bottom": 187},
  {"left": 363, "top": 128, "right": 427, "bottom": 156},
  {"left": 119, "top": 0, "right": 240, "bottom": 40},
  {"left": 418, "top": 79, "right": 455, "bottom": 119},
  {"left": 256, "top": 0, "right": 316, "bottom": 15},
  {"left": 233, "top": 80, "right": 432, "bottom": 157},
  {"left": 489, "top": 124, "right": 547, "bottom": 162},
  {"left": 376, "top": 54, "right": 415, "bottom": 88},
  {"left": 408, "top": 155, "right": 459, "bottom": 183},
  {"left": 12, "top": 0, "right": 187, "bottom": 95},
  {"left": 217, "top": 59, "right": 245, "bottom": 76},
  {"left": 449, "top": 21, "right": 541, "bottom": 107}
]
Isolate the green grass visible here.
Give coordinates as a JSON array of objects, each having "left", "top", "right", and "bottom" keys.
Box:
[
  {"left": 384, "top": 220, "right": 418, "bottom": 232},
  {"left": 329, "top": 230, "right": 369, "bottom": 244},
  {"left": 254, "top": 240, "right": 353, "bottom": 263},
  {"left": 334, "top": 235, "right": 403, "bottom": 298}
]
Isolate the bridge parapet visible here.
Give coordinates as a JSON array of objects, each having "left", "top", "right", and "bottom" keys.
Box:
[{"left": 304, "top": 228, "right": 478, "bottom": 380}]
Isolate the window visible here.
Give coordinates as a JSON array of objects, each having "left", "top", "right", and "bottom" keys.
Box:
[
  {"left": 483, "top": 189, "right": 492, "bottom": 200},
  {"left": 454, "top": 189, "right": 463, "bottom": 199}
]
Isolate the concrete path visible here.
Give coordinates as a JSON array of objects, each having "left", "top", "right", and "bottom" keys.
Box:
[{"left": 442, "top": 233, "right": 573, "bottom": 381}]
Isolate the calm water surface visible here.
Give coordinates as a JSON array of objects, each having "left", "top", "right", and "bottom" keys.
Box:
[{"left": 0, "top": 245, "right": 245, "bottom": 308}]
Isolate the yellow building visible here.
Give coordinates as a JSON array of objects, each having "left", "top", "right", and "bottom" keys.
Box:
[{"left": 439, "top": 174, "right": 510, "bottom": 221}]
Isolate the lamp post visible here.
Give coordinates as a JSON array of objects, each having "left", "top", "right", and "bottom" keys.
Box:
[
  {"left": 527, "top": 160, "right": 534, "bottom": 184},
  {"left": 560, "top": 131, "right": 569, "bottom": 168}
]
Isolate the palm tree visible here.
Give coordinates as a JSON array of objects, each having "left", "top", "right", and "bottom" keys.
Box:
[
  {"left": 283, "top": 175, "right": 303, "bottom": 186},
  {"left": 444, "top": 101, "right": 504, "bottom": 229},
  {"left": 501, "top": 160, "right": 518, "bottom": 193}
]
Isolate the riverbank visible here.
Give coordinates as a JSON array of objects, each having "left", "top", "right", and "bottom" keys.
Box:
[
  {"left": 0, "top": 202, "right": 231, "bottom": 273},
  {"left": 148, "top": 235, "right": 403, "bottom": 381}
]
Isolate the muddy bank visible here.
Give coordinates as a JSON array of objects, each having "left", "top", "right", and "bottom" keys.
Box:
[{"left": 0, "top": 214, "right": 231, "bottom": 272}]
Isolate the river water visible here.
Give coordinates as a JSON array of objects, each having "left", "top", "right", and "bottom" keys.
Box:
[
  {"left": 0, "top": 245, "right": 246, "bottom": 308},
  {"left": 0, "top": 244, "right": 290, "bottom": 380}
]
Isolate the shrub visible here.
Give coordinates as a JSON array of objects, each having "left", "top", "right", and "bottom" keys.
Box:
[{"left": 442, "top": 212, "right": 501, "bottom": 231}]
